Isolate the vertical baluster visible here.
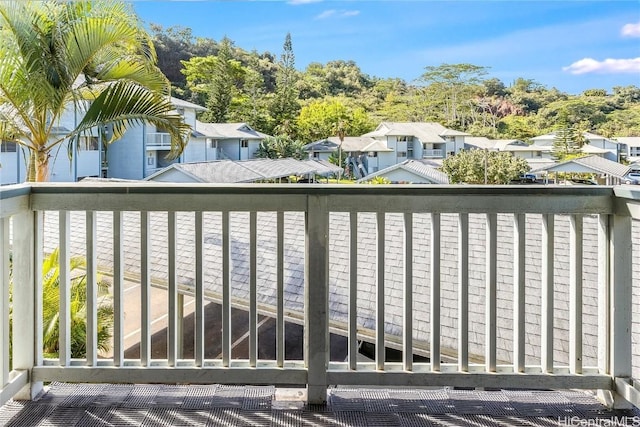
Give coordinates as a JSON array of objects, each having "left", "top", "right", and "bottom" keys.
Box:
[
  {"left": 569, "top": 215, "right": 583, "bottom": 374},
  {"left": 305, "top": 195, "right": 329, "bottom": 404},
  {"left": 59, "top": 211, "right": 71, "bottom": 366},
  {"left": 430, "top": 213, "right": 441, "bottom": 372},
  {"left": 277, "top": 211, "right": 285, "bottom": 367},
  {"left": 168, "top": 212, "right": 177, "bottom": 366},
  {"left": 0, "top": 219, "right": 9, "bottom": 385},
  {"left": 349, "top": 212, "right": 358, "bottom": 370},
  {"left": 249, "top": 212, "right": 257, "bottom": 367},
  {"left": 222, "top": 211, "right": 230, "bottom": 366},
  {"left": 610, "top": 215, "right": 632, "bottom": 408},
  {"left": 403, "top": 213, "right": 413, "bottom": 372},
  {"left": 376, "top": 212, "right": 385, "bottom": 370},
  {"left": 13, "top": 211, "right": 42, "bottom": 399},
  {"left": 141, "top": 211, "right": 151, "bottom": 366},
  {"left": 597, "top": 214, "right": 609, "bottom": 375},
  {"left": 195, "top": 212, "right": 204, "bottom": 367},
  {"left": 513, "top": 214, "right": 526, "bottom": 373},
  {"left": 486, "top": 213, "right": 497, "bottom": 372},
  {"left": 86, "top": 211, "right": 97, "bottom": 366},
  {"left": 458, "top": 213, "right": 469, "bottom": 372},
  {"left": 113, "top": 211, "right": 124, "bottom": 366},
  {"left": 541, "top": 214, "right": 554, "bottom": 373}
]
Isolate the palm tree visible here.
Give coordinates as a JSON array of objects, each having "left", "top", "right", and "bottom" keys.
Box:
[
  {"left": 0, "top": 0, "right": 190, "bottom": 181},
  {"left": 41, "top": 248, "right": 113, "bottom": 358}
]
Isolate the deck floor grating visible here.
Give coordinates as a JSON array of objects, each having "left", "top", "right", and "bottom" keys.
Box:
[{"left": 0, "top": 383, "right": 639, "bottom": 426}]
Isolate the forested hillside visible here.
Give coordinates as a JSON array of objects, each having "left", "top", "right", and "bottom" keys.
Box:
[{"left": 151, "top": 25, "right": 640, "bottom": 142}]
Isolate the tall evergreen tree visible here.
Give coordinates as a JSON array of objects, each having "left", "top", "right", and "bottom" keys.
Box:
[
  {"left": 201, "top": 37, "right": 238, "bottom": 123},
  {"left": 271, "top": 33, "right": 300, "bottom": 135},
  {"left": 552, "top": 109, "right": 582, "bottom": 160}
]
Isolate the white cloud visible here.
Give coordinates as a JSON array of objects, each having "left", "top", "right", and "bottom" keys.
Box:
[
  {"left": 315, "top": 9, "right": 336, "bottom": 19},
  {"left": 288, "top": 0, "right": 322, "bottom": 5},
  {"left": 621, "top": 21, "right": 640, "bottom": 37},
  {"left": 562, "top": 57, "right": 640, "bottom": 74},
  {"left": 315, "top": 9, "right": 360, "bottom": 20}
]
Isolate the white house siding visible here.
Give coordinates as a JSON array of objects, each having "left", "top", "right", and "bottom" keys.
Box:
[
  {"left": 182, "top": 138, "right": 217, "bottom": 163},
  {"left": 0, "top": 150, "right": 22, "bottom": 184},
  {"left": 106, "top": 124, "right": 145, "bottom": 180},
  {"left": 248, "top": 141, "right": 261, "bottom": 159},
  {"left": 75, "top": 150, "right": 101, "bottom": 179},
  {"left": 42, "top": 210, "right": 608, "bottom": 369},
  {"left": 376, "top": 151, "right": 397, "bottom": 173}
]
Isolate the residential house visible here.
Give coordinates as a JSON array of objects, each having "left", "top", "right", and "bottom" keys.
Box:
[
  {"left": 362, "top": 122, "right": 469, "bottom": 162},
  {"left": 190, "top": 122, "right": 270, "bottom": 163},
  {"left": 615, "top": 136, "right": 640, "bottom": 169},
  {"left": 355, "top": 159, "right": 449, "bottom": 184},
  {"left": 303, "top": 136, "right": 392, "bottom": 178},
  {"left": 464, "top": 137, "right": 552, "bottom": 159},
  {"left": 106, "top": 97, "right": 208, "bottom": 180},
  {"left": 0, "top": 102, "right": 103, "bottom": 184},
  {"left": 530, "top": 131, "right": 622, "bottom": 162},
  {"left": 305, "top": 122, "right": 469, "bottom": 179}
]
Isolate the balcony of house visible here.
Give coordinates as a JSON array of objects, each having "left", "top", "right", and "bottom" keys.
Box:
[
  {"left": 422, "top": 149, "right": 445, "bottom": 159},
  {"left": 146, "top": 132, "right": 172, "bottom": 149},
  {"left": 1, "top": 183, "right": 640, "bottom": 424}
]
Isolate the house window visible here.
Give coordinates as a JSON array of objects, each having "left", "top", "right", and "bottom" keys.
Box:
[
  {"left": 397, "top": 136, "right": 410, "bottom": 142},
  {"left": 240, "top": 139, "right": 249, "bottom": 148},
  {"left": 397, "top": 151, "right": 407, "bottom": 158},
  {"left": 407, "top": 145, "right": 414, "bottom": 159},
  {"left": 368, "top": 152, "right": 378, "bottom": 158},
  {"left": 0, "top": 140, "right": 17, "bottom": 152},
  {"left": 209, "top": 139, "right": 218, "bottom": 149},
  {"left": 176, "top": 108, "right": 185, "bottom": 116},
  {"left": 78, "top": 136, "right": 98, "bottom": 151}
]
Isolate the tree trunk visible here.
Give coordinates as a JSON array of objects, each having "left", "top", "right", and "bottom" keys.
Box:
[{"left": 26, "top": 149, "right": 49, "bottom": 182}]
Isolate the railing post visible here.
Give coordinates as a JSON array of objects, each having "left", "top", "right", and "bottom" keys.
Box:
[
  {"left": 305, "top": 194, "right": 329, "bottom": 404},
  {"left": 12, "top": 211, "right": 43, "bottom": 400},
  {"left": 609, "top": 214, "right": 633, "bottom": 409}
]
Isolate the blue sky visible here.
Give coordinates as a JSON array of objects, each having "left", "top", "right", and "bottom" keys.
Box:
[{"left": 132, "top": 1, "right": 640, "bottom": 95}]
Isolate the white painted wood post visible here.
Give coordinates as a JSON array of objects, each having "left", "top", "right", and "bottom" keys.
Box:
[
  {"left": 305, "top": 195, "right": 329, "bottom": 404},
  {"left": 59, "top": 211, "right": 71, "bottom": 366},
  {"left": 376, "top": 212, "right": 385, "bottom": 370},
  {"left": 0, "top": 219, "right": 10, "bottom": 387},
  {"left": 458, "top": 213, "right": 469, "bottom": 372},
  {"left": 12, "top": 211, "right": 43, "bottom": 400},
  {"left": 569, "top": 215, "right": 583, "bottom": 375},
  {"left": 609, "top": 214, "right": 632, "bottom": 409},
  {"left": 485, "top": 213, "right": 497, "bottom": 372},
  {"left": 541, "top": 214, "right": 554, "bottom": 373}
]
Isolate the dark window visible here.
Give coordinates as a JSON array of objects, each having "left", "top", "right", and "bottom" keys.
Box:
[
  {"left": 0, "top": 141, "right": 17, "bottom": 152},
  {"left": 78, "top": 136, "right": 98, "bottom": 151},
  {"left": 241, "top": 139, "right": 249, "bottom": 148}
]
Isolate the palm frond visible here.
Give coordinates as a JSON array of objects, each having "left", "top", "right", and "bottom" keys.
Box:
[{"left": 73, "top": 81, "right": 190, "bottom": 158}]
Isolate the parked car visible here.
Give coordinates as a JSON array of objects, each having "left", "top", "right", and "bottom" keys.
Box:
[
  {"left": 519, "top": 173, "right": 537, "bottom": 183},
  {"left": 622, "top": 173, "right": 640, "bottom": 185}
]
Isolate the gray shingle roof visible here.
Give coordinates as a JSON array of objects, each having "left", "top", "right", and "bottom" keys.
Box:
[
  {"left": 356, "top": 159, "right": 449, "bottom": 184},
  {"left": 615, "top": 136, "right": 640, "bottom": 147},
  {"left": 362, "top": 122, "right": 469, "bottom": 142},
  {"left": 42, "top": 209, "right": 606, "bottom": 364},
  {"left": 195, "top": 122, "right": 269, "bottom": 139},
  {"left": 304, "top": 137, "right": 392, "bottom": 153},
  {"left": 146, "top": 159, "right": 338, "bottom": 183},
  {"left": 538, "top": 155, "right": 630, "bottom": 178}
]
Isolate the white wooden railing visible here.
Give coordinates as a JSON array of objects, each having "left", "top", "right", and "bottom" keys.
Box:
[
  {"left": 1, "top": 183, "right": 640, "bottom": 406},
  {"left": 422, "top": 149, "right": 444, "bottom": 158},
  {"left": 146, "top": 132, "right": 172, "bottom": 148}
]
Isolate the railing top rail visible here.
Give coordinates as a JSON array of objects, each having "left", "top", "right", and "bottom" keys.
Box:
[
  {"left": 0, "top": 182, "right": 622, "bottom": 215},
  {"left": 0, "top": 184, "right": 31, "bottom": 218},
  {"left": 613, "top": 186, "right": 640, "bottom": 219}
]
